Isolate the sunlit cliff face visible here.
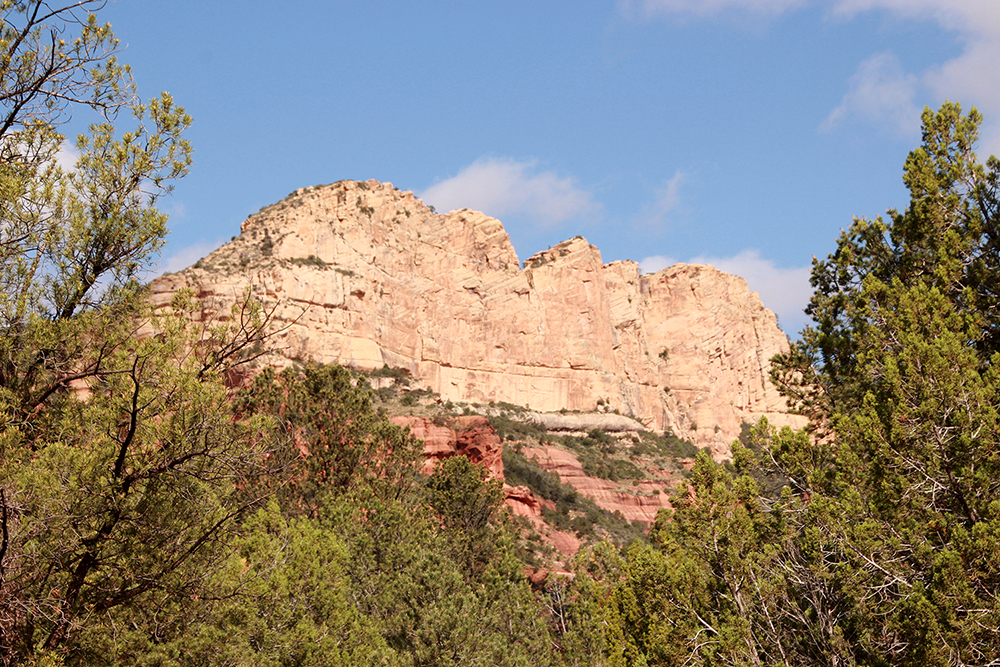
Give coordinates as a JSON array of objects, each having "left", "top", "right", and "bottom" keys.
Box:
[{"left": 150, "top": 179, "right": 804, "bottom": 460}]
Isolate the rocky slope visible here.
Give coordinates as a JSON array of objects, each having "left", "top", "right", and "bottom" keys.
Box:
[
  {"left": 519, "top": 445, "right": 675, "bottom": 526},
  {"left": 389, "top": 415, "right": 504, "bottom": 478},
  {"left": 387, "top": 414, "right": 585, "bottom": 558},
  {"left": 150, "top": 180, "right": 805, "bottom": 457}
]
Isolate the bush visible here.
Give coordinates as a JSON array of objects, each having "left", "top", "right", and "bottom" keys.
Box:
[
  {"left": 633, "top": 429, "right": 699, "bottom": 459},
  {"left": 289, "top": 254, "right": 328, "bottom": 268},
  {"left": 488, "top": 412, "right": 549, "bottom": 442},
  {"left": 369, "top": 364, "right": 412, "bottom": 386}
]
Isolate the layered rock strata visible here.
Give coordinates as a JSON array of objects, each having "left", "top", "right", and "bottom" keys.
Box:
[
  {"left": 389, "top": 414, "right": 581, "bottom": 557},
  {"left": 520, "top": 446, "right": 676, "bottom": 525},
  {"left": 389, "top": 415, "right": 503, "bottom": 478},
  {"left": 150, "top": 180, "right": 804, "bottom": 457}
]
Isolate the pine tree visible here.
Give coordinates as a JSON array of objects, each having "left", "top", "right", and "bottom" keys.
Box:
[{"left": 764, "top": 102, "right": 1000, "bottom": 664}]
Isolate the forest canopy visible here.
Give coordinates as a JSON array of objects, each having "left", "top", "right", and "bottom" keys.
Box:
[
  {"left": 569, "top": 103, "right": 1000, "bottom": 666},
  {"left": 2, "top": 2, "right": 1000, "bottom": 666}
]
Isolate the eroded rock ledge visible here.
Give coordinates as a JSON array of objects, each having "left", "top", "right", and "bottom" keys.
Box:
[{"left": 150, "top": 179, "right": 805, "bottom": 457}]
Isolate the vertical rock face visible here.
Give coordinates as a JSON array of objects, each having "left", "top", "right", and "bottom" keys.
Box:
[
  {"left": 150, "top": 180, "right": 804, "bottom": 457},
  {"left": 388, "top": 415, "right": 504, "bottom": 478}
]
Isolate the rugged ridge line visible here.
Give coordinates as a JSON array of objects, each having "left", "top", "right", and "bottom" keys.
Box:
[{"left": 150, "top": 180, "right": 805, "bottom": 457}]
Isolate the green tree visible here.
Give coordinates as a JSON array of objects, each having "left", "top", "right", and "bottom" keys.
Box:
[
  {"left": 238, "top": 367, "right": 555, "bottom": 666},
  {"left": 305, "top": 462, "right": 553, "bottom": 667},
  {"left": 1, "top": 0, "right": 192, "bottom": 423},
  {"left": 562, "top": 450, "right": 810, "bottom": 667},
  {"left": 0, "top": 0, "right": 135, "bottom": 137},
  {"left": 564, "top": 103, "right": 1000, "bottom": 667},
  {"left": 0, "top": 4, "right": 282, "bottom": 665},
  {"left": 774, "top": 103, "right": 1000, "bottom": 433},
  {"left": 0, "top": 294, "right": 283, "bottom": 666},
  {"left": 238, "top": 362, "right": 422, "bottom": 516},
  {"left": 425, "top": 455, "right": 505, "bottom": 576},
  {"left": 3, "top": 5, "right": 560, "bottom": 666},
  {"left": 762, "top": 103, "right": 1000, "bottom": 664}
]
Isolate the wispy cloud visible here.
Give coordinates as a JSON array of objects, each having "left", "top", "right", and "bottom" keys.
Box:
[
  {"left": 419, "top": 157, "right": 600, "bottom": 228},
  {"left": 821, "top": 52, "right": 921, "bottom": 136},
  {"left": 641, "top": 249, "right": 812, "bottom": 334},
  {"left": 635, "top": 170, "right": 686, "bottom": 229},
  {"left": 926, "top": 45, "right": 1000, "bottom": 155},
  {"left": 162, "top": 200, "right": 187, "bottom": 220},
  {"left": 829, "top": 0, "right": 1000, "bottom": 32},
  {"left": 619, "top": 0, "right": 806, "bottom": 19},
  {"left": 623, "top": 0, "right": 1000, "bottom": 155},
  {"left": 827, "top": 0, "right": 1000, "bottom": 153}
]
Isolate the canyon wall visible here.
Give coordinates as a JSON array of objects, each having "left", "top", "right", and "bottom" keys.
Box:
[{"left": 150, "top": 180, "right": 805, "bottom": 457}]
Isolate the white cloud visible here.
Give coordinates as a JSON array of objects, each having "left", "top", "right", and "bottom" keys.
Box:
[
  {"left": 832, "top": 0, "right": 1000, "bottom": 95},
  {"left": 55, "top": 142, "right": 79, "bottom": 172},
  {"left": 620, "top": 0, "right": 805, "bottom": 18},
  {"left": 826, "top": 0, "right": 1000, "bottom": 154},
  {"left": 419, "top": 157, "right": 600, "bottom": 227},
  {"left": 924, "top": 41, "right": 1000, "bottom": 155},
  {"left": 821, "top": 52, "right": 921, "bottom": 136},
  {"left": 636, "top": 170, "right": 686, "bottom": 229},
  {"left": 641, "top": 249, "right": 812, "bottom": 334},
  {"left": 155, "top": 239, "right": 225, "bottom": 276},
  {"left": 829, "top": 0, "right": 1000, "bottom": 34}
]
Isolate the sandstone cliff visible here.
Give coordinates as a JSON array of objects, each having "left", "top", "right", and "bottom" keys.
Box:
[
  {"left": 150, "top": 180, "right": 804, "bottom": 457},
  {"left": 388, "top": 415, "right": 504, "bottom": 478},
  {"left": 520, "top": 445, "right": 676, "bottom": 526}
]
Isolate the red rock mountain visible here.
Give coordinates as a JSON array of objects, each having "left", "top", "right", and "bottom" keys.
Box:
[{"left": 150, "top": 180, "right": 805, "bottom": 457}]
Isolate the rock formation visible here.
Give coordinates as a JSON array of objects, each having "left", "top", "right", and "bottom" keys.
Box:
[
  {"left": 523, "top": 412, "right": 646, "bottom": 433},
  {"left": 520, "top": 445, "right": 676, "bottom": 525},
  {"left": 387, "top": 414, "right": 582, "bottom": 559},
  {"left": 150, "top": 180, "right": 805, "bottom": 457},
  {"left": 389, "top": 415, "right": 503, "bottom": 478}
]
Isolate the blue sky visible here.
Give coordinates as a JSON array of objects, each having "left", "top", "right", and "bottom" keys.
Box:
[{"left": 88, "top": 0, "right": 1000, "bottom": 336}]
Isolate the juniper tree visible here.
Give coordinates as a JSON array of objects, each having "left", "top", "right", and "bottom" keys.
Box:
[
  {"left": 0, "top": 4, "right": 279, "bottom": 664},
  {"left": 763, "top": 102, "right": 1000, "bottom": 665},
  {"left": 562, "top": 104, "right": 1000, "bottom": 667}
]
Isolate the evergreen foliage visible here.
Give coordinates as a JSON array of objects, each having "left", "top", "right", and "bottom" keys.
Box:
[
  {"left": 3, "top": 4, "right": 998, "bottom": 662},
  {"left": 552, "top": 104, "right": 1000, "bottom": 666},
  {"left": 238, "top": 362, "right": 422, "bottom": 513},
  {"left": 503, "top": 446, "right": 645, "bottom": 545},
  {"left": 763, "top": 101, "right": 1000, "bottom": 664},
  {"left": 0, "top": 5, "right": 560, "bottom": 665}
]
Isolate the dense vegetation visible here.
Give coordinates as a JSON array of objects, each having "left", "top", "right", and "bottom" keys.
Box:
[
  {"left": 0, "top": 5, "right": 550, "bottom": 664},
  {"left": 2, "top": 3, "right": 999, "bottom": 665},
  {"left": 552, "top": 103, "right": 1000, "bottom": 665}
]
